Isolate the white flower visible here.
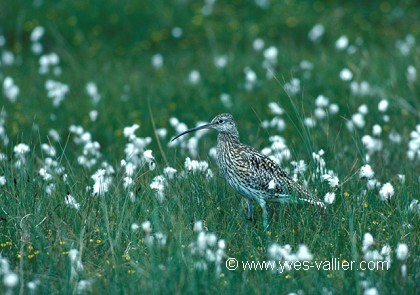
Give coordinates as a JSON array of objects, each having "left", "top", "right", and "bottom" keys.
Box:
[
  {"left": 364, "top": 287, "right": 378, "bottom": 295},
  {"left": 407, "top": 65, "right": 417, "bottom": 82},
  {"left": 163, "top": 167, "right": 177, "bottom": 179},
  {"left": 123, "top": 124, "right": 140, "bottom": 139},
  {"left": 358, "top": 104, "right": 368, "bottom": 115},
  {"left": 214, "top": 55, "right": 228, "bottom": 68},
  {"left": 218, "top": 239, "right": 226, "bottom": 250},
  {"left": 0, "top": 175, "right": 6, "bottom": 186},
  {"left": 14, "top": 143, "right": 30, "bottom": 155},
  {"left": 339, "top": 68, "right": 353, "bottom": 81},
  {"left": 65, "top": 194, "right": 80, "bottom": 210},
  {"left": 188, "top": 70, "right": 200, "bottom": 84},
  {"left": 45, "top": 79, "right": 69, "bottom": 107},
  {"left": 131, "top": 223, "right": 140, "bottom": 231},
  {"left": 89, "top": 110, "right": 98, "bottom": 122},
  {"left": 171, "top": 27, "right": 183, "bottom": 38},
  {"left": 296, "top": 244, "right": 313, "bottom": 261},
  {"left": 85, "top": 82, "right": 101, "bottom": 104},
  {"left": 362, "top": 233, "right": 374, "bottom": 252},
  {"left": 314, "top": 107, "right": 326, "bottom": 120},
  {"left": 268, "top": 102, "right": 284, "bottom": 115},
  {"left": 409, "top": 199, "right": 419, "bottom": 212},
  {"left": 3, "top": 272, "right": 19, "bottom": 288},
  {"left": 263, "top": 46, "right": 278, "bottom": 64},
  {"left": 252, "top": 38, "right": 265, "bottom": 51},
  {"left": 155, "top": 128, "right": 167, "bottom": 138},
  {"left": 220, "top": 93, "right": 232, "bottom": 108},
  {"left": 378, "top": 99, "right": 389, "bottom": 112},
  {"left": 304, "top": 117, "right": 316, "bottom": 128},
  {"left": 379, "top": 182, "right": 394, "bottom": 201},
  {"left": 284, "top": 78, "right": 301, "bottom": 95},
  {"left": 206, "top": 233, "right": 217, "bottom": 247},
  {"left": 123, "top": 176, "right": 133, "bottom": 188},
  {"left": 150, "top": 175, "right": 165, "bottom": 191},
  {"left": 308, "top": 24, "right": 324, "bottom": 42},
  {"left": 151, "top": 53, "right": 163, "bottom": 69},
  {"left": 360, "top": 164, "right": 374, "bottom": 179},
  {"left": 315, "top": 95, "right": 329, "bottom": 108},
  {"left": 321, "top": 173, "right": 339, "bottom": 188},
  {"left": 3, "top": 76, "right": 20, "bottom": 102},
  {"left": 30, "top": 26, "right": 45, "bottom": 42},
  {"left": 193, "top": 220, "right": 203, "bottom": 232},
  {"left": 142, "top": 220, "right": 152, "bottom": 233},
  {"left": 372, "top": 124, "right": 382, "bottom": 136},
  {"left": 395, "top": 243, "right": 408, "bottom": 260},
  {"left": 143, "top": 150, "right": 156, "bottom": 170},
  {"left": 367, "top": 179, "right": 379, "bottom": 190},
  {"left": 352, "top": 113, "right": 365, "bottom": 128},
  {"left": 335, "top": 35, "right": 349, "bottom": 50},
  {"left": 324, "top": 192, "right": 335, "bottom": 204}
]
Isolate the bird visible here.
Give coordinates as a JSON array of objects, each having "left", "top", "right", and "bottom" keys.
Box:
[{"left": 171, "top": 113, "right": 325, "bottom": 229}]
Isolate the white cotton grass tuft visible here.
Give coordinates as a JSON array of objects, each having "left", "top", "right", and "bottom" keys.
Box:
[
  {"left": 190, "top": 221, "right": 226, "bottom": 275},
  {"left": 379, "top": 182, "right": 394, "bottom": 201},
  {"left": 214, "top": 55, "right": 228, "bottom": 68},
  {"left": 364, "top": 287, "right": 379, "bottom": 295},
  {"left": 3, "top": 272, "right": 19, "bottom": 288},
  {"left": 407, "top": 124, "right": 420, "bottom": 161},
  {"left": 359, "top": 164, "right": 374, "bottom": 179},
  {"left": 339, "top": 68, "right": 353, "bottom": 81},
  {"left": 308, "top": 24, "right": 324, "bottom": 42},
  {"left": 406, "top": 65, "right": 417, "bottom": 82},
  {"left": 324, "top": 192, "right": 335, "bottom": 204},
  {"left": 3, "top": 76, "right": 20, "bottom": 103},
  {"left": 321, "top": 172, "right": 339, "bottom": 188},
  {"left": 65, "top": 194, "right": 80, "bottom": 210},
  {"left": 378, "top": 99, "right": 389, "bottom": 112},
  {"left": 395, "top": 243, "right": 408, "bottom": 261},
  {"left": 141, "top": 220, "right": 152, "bottom": 234},
  {"left": 151, "top": 53, "right": 164, "bottom": 69},
  {"left": 335, "top": 35, "right": 349, "bottom": 50},
  {"left": 85, "top": 82, "right": 101, "bottom": 104},
  {"left": 0, "top": 175, "right": 6, "bottom": 186},
  {"left": 253, "top": 38, "right": 265, "bottom": 51},
  {"left": 188, "top": 70, "right": 201, "bottom": 84}
]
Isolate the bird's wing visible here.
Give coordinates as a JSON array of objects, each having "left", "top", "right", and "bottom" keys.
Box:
[{"left": 237, "top": 147, "right": 325, "bottom": 207}]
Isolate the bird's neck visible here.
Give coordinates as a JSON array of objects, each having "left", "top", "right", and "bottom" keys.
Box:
[{"left": 217, "top": 131, "right": 240, "bottom": 145}]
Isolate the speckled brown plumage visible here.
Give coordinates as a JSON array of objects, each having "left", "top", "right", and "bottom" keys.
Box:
[{"left": 172, "top": 113, "right": 325, "bottom": 228}]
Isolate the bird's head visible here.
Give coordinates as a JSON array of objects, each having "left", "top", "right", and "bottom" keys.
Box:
[{"left": 171, "top": 113, "right": 238, "bottom": 142}]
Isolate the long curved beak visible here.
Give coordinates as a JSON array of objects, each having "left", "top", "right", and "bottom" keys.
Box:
[{"left": 171, "top": 123, "right": 213, "bottom": 142}]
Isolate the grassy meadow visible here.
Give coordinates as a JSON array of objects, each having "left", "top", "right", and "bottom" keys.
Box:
[{"left": 0, "top": 0, "right": 419, "bottom": 294}]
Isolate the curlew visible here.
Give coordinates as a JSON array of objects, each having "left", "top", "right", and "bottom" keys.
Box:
[{"left": 171, "top": 113, "right": 325, "bottom": 229}]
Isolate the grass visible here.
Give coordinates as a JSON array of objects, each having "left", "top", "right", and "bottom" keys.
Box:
[{"left": 0, "top": 0, "right": 419, "bottom": 294}]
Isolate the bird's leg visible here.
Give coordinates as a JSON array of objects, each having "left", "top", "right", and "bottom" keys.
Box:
[
  {"left": 246, "top": 198, "right": 253, "bottom": 222},
  {"left": 258, "top": 199, "right": 269, "bottom": 230}
]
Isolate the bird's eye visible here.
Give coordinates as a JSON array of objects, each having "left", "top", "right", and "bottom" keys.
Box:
[{"left": 218, "top": 119, "right": 224, "bottom": 124}]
